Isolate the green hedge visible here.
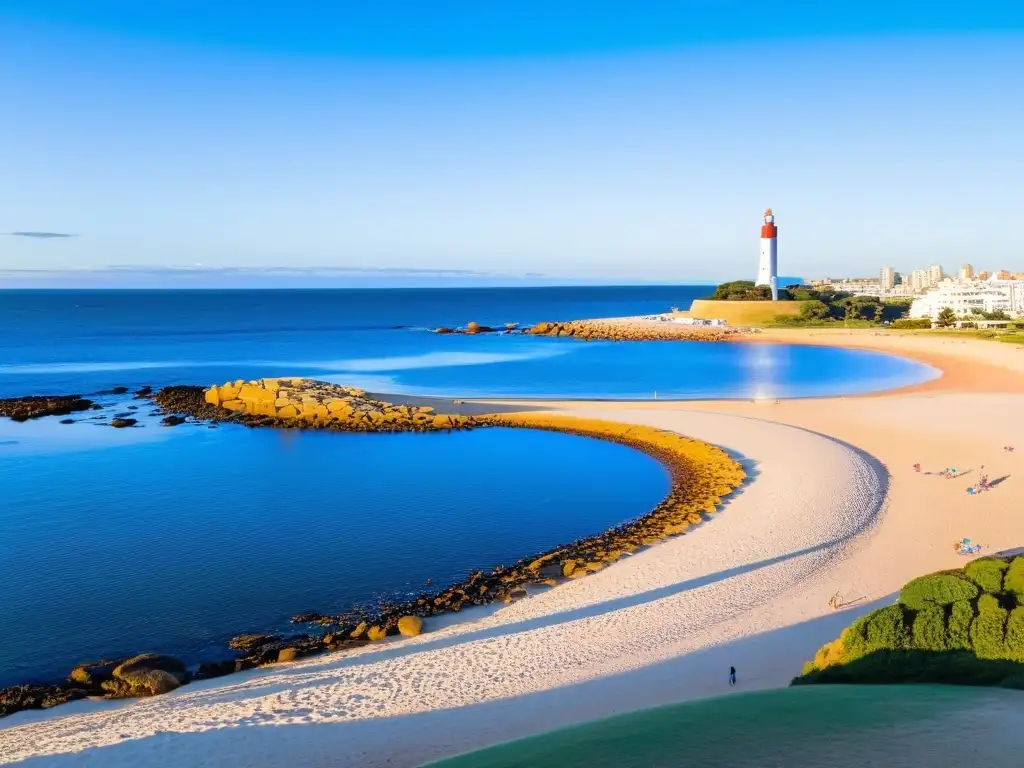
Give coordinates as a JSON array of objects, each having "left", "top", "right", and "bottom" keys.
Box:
[
  {"left": 1005, "top": 558, "right": 1024, "bottom": 603},
  {"left": 891, "top": 318, "right": 932, "bottom": 329},
  {"left": 796, "top": 556, "right": 1024, "bottom": 688},
  {"left": 1005, "top": 608, "right": 1024, "bottom": 662},
  {"left": 900, "top": 572, "right": 979, "bottom": 610},
  {"left": 971, "top": 594, "right": 1008, "bottom": 659},
  {"left": 912, "top": 607, "right": 948, "bottom": 651},
  {"left": 965, "top": 559, "right": 1009, "bottom": 594},
  {"left": 866, "top": 604, "right": 911, "bottom": 651},
  {"left": 948, "top": 600, "right": 975, "bottom": 650}
]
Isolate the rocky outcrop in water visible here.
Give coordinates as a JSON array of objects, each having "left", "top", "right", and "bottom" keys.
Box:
[
  {"left": 101, "top": 654, "right": 187, "bottom": 698},
  {"left": 182, "top": 378, "right": 478, "bottom": 432},
  {"left": 526, "top": 320, "right": 747, "bottom": 342},
  {"left": 0, "top": 653, "right": 189, "bottom": 718},
  {"left": 0, "top": 395, "right": 94, "bottom": 422},
  {"left": 0, "top": 683, "right": 87, "bottom": 717},
  {"left": 434, "top": 321, "right": 519, "bottom": 335}
]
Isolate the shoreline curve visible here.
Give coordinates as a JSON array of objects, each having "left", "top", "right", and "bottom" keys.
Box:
[
  {"left": 0, "top": 407, "right": 883, "bottom": 768},
  {"left": 0, "top": 384, "right": 744, "bottom": 721}
]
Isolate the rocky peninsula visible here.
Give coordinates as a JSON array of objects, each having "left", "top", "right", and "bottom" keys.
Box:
[
  {"left": 0, "top": 378, "right": 744, "bottom": 719},
  {"left": 154, "top": 378, "right": 477, "bottom": 431},
  {"left": 524, "top": 318, "right": 750, "bottom": 341}
]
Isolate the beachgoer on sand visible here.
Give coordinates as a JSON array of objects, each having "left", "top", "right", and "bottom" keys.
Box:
[
  {"left": 729, "top": 666, "right": 737, "bottom": 686},
  {"left": 913, "top": 463, "right": 921, "bottom": 473}
]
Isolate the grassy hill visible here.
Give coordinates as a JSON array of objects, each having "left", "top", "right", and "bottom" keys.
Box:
[
  {"left": 683, "top": 298, "right": 811, "bottom": 326},
  {"left": 427, "top": 685, "right": 1021, "bottom": 767}
]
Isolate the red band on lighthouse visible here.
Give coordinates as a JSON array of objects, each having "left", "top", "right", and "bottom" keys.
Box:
[{"left": 761, "top": 223, "right": 777, "bottom": 238}]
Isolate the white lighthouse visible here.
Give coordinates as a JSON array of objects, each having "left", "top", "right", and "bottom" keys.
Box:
[{"left": 756, "top": 208, "right": 779, "bottom": 300}]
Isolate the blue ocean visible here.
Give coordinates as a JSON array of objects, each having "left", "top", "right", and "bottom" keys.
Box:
[{"left": 0, "top": 286, "right": 936, "bottom": 685}]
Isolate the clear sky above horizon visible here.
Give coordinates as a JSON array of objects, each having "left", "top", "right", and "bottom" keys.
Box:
[{"left": 3, "top": 2, "right": 1024, "bottom": 286}]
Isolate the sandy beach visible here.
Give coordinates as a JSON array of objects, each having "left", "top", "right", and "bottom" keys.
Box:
[{"left": 2, "top": 328, "right": 1022, "bottom": 767}]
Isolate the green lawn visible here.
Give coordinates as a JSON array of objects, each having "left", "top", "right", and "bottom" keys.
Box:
[{"left": 427, "top": 685, "right": 1022, "bottom": 768}]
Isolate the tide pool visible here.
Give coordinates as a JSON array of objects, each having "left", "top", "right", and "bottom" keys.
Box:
[{"left": 0, "top": 420, "right": 669, "bottom": 685}]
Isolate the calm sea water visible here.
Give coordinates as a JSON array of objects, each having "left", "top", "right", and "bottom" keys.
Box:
[
  {"left": 0, "top": 287, "right": 937, "bottom": 399},
  {"left": 0, "top": 418, "right": 668, "bottom": 685},
  {"left": 0, "top": 286, "right": 937, "bottom": 685}
]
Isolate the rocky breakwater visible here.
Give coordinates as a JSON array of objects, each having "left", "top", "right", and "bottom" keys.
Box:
[
  {"left": 0, "top": 653, "right": 189, "bottom": 718},
  {"left": 525, "top": 319, "right": 747, "bottom": 342},
  {"left": 0, "top": 399, "right": 743, "bottom": 719},
  {"left": 0, "top": 395, "right": 94, "bottom": 422},
  {"left": 155, "top": 378, "right": 477, "bottom": 432},
  {"left": 434, "top": 321, "right": 518, "bottom": 335}
]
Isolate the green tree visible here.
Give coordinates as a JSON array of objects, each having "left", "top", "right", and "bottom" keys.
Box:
[
  {"left": 936, "top": 307, "right": 957, "bottom": 328},
  {"left": 873, "top": 303, "right": 884, "bottom": 323},
  {"left": 799, "top": 300, "right": 830, "bottom": 321}
]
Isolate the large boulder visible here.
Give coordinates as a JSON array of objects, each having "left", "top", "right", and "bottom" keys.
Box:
[
  {"left": 397, "top": 616, "right": 423, "bottom": 637},
  {"left": 69, "top": 659, "right": 122, "bottom": 688},
  {"left": 102, "top": 654, "right": 187, "bottom": 698}
]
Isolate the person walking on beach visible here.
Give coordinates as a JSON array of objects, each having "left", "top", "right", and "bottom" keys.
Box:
[{"left": 729, "top": 666, "right": 737, "bottom": 686}]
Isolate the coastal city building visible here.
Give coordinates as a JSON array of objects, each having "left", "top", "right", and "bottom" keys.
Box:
[
  {"left": 909, "top": 276, "right": 1024, "bottom": 320},
  {"left": 755, "top": 208, "right": 779, "bottom": 300},
  {"left": 880, "top": 266, "right": 896, "bottom": 291},
  {"left": 812, "top": 263, "right": 1023, "bottom": 311}
]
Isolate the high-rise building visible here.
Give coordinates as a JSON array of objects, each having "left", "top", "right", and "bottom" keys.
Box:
[
  {"left": 910, "top": 269, "right": 928, "bottom": 293},
  {"left": 880, "top": 266, "right": 896, "bottom": 291},
  {"left": 996, "top": 270, "right": 1012, "bottom": 280},
  {"left": 755, "top": 208, "right": 779, "bottom": 301},
  {"left": 959, "top": 263, "right": 974, "bottom": 280},
  {"left": 978, "top": 271, "right": 991, "bottom": 281},
  {"left": 928, "top": 264, "right": 943, "bottom": 286}
]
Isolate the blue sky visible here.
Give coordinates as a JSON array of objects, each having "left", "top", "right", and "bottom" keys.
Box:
[{"left": 3, "top": 2, "right": 1023, "bottom": 286}]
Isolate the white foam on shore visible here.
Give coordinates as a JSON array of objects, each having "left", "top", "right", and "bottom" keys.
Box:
[{"left": 0, "top": 408, "right": 885, "bottom": 767}]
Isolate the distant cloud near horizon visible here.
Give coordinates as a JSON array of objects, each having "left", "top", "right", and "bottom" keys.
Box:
[{"left": 7, "top": 231, "right": 76, "bottom": 239}]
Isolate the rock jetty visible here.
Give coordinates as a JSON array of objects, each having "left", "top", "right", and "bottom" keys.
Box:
[
  {"left": 0, "top": 395, "right": 94, "bottom": 422},
  {"left": 155, "top": 379, "right": 476, "bottom": 432},
  {"left": 525, "top": 319, "right": 747, "bottom": 342},
  {"left": 1, "top": 384, "right": 745, "bottom": 719},
  {"left": 434, "top": 321, "right": 518, "bottom": 335}
]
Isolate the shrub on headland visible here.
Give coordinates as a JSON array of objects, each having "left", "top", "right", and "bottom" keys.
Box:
[
  {"left": 899, "top": 572, "right": 979, "bottom": 610},
  {"left": 964, "top": 558, "right": 1009, "bottom": 594},
  {"left": 891, "top": 318, "right": 933, "bottom": 329},
  {"left": 795, "top": 556, "right": 1024, "bottom": 688}
]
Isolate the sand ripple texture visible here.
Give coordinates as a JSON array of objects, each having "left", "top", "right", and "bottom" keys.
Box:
[{"left": 0, "top": 408, "right": 885, "bottom": 767}]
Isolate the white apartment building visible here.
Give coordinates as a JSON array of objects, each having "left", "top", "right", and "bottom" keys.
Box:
[
  {"left": 880, "top": 266, "right": 896, "bottom": 291},
  {"left": 910, "top": 278, "right": 1024, "bottom": 320}
]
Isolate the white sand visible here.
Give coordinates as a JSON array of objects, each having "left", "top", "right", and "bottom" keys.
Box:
[{"left": 3, "top": 333, "right": 1023, "bottom": 767}]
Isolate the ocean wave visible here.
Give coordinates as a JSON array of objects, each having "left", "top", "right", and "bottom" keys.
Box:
[{"left": 308, "top": 348, "right": 567, "bottom": 373}]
